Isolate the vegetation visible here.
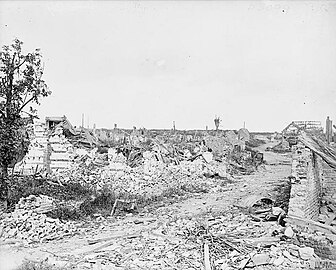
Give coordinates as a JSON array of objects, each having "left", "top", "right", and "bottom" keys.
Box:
[
  {"left": 0, "top": 38, "right": 50, "bottom": 201},
  {"left": 15, "top": 260, "right": 73, "bottom": 270},
  {"left": 214, "top": 116, "right": 221, "bottom": 131}
]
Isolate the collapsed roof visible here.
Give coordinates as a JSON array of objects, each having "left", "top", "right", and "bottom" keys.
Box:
[
  {"left": 299, "top": 131, "right": 336, "bottom": 169},
  {"left": 47, "top": 116, "right": 99, "bottom": 147}
]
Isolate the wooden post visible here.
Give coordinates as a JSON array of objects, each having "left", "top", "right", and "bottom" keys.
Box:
[{"left": 204, "top": 242, "right": 212, "bottom": 270}]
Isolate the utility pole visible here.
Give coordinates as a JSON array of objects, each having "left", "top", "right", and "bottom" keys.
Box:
[{"left": 81, "top": 113, "right": 84, "bottom": 128}]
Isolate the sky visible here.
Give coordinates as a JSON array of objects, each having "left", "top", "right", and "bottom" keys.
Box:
[{"left": 0, "top": 1, "right": 335, "bottom": 132}]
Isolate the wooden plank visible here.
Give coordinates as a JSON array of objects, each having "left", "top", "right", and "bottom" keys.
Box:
[
  {"left": 285, "top": 215, "right": 336, "bottom": 234},
  {"left": 299, "top": 132, "right": 336, "bottom": 169},
  {"left": 204, "top": 242, "right": 212, "bottom": 270},
  {"left": 87, "top": 232, "right": 140, "bottom": 245},
  {"left": 325, "top": 213, "right": 336, "bottom": 226}
]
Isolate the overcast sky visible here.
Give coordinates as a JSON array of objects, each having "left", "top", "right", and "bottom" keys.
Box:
[{"left": 0, "top": 1, "right": 335, "bottom": 131}]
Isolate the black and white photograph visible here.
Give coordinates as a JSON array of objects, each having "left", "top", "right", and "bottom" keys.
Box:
[{"left": 0, "top": 1, "right": 336, "bottom": 269}]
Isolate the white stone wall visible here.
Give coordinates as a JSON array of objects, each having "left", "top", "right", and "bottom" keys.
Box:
[
  {"left": 14, "top": 122, "right": 76, "bottom": 174},
  {"left": 14, "top": 122, "right": 48, "bottom": 174},
  {"left": 49, "top": 128, "right": 74, "bottom": 171}
]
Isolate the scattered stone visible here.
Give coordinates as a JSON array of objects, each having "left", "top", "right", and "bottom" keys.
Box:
[
  {"left": 273, "top": 256, "right": 285, "bottom": 266},
  {"left": 220, "top": 262, "right": 231, "bottom": 270},
  {"left": 283, "top": 250, "right": 297, "bottom": 262},
  {"left": 202, "top": 152, "right": 213, "bottom": 163},
  {"left": 272, "top": 206, "right": 285, "bottom": 216},
  {"left": 0, "top": 195, "right": 77, "bottom": 243},
  {"left": 299, "top": 247, "right": 315, "bottom": 260},
  {"left": 284, "top": 226, "right": 294, "bottom": 238},
  {"left": 251, "top": 253, "right": 270, "bottom": 266},
  {"left": 237, "top": 258, "right": 250, "bottom": 269}
]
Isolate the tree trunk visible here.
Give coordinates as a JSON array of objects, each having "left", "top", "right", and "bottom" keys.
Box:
[
  {"left": 0, "top": 163, "right": 8, "bottom": 178},
  {"left": 0, "top": 164, "right": 9, "bottom": 212}
]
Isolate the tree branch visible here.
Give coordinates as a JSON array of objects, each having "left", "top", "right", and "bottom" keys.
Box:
[
  {"left": 14, "top": 57, "right": 27, "bottom": 71},
  {"left": 0, "top": 109, "right": 5, "bottom": 118},
  {"left": 6, "top": 73, "right": 13, "bottom": 118},
  {"left": 11, "top": 52, "right": 16, "bottom": 67},
  {"left": 18, "top": 96, "right": 34, "bottom": 113},
  {"left": 0, "top": 77, "right": 7, "bottom": 90},
  {"left": 22, "top": 91, "right": 28, "bottom": 105}
]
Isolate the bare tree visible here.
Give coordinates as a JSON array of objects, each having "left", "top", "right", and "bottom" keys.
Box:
[{"left": 214, "top": 116, "right": 221, "bottom": 131}]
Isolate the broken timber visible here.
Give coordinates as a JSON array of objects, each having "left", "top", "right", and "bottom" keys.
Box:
[{"left": 299, "top": 132, "right": 336, "bottom": 169}]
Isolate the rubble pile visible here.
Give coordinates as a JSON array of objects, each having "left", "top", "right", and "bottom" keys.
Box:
[
  {"left": 71, "top": 207, "right": 336, "bottom": 270},
  {"left": 177, "top": 211, "right": 336, "bottom": 269},
  {"left": 56, "top": 154, "right": 220, "bottom": 199},
  {"left": 203, "top": 135, "right": 232, "bottom": 158},
  {"left": 50, "top": 139, "right": 234, "bottom": 191},
  {"left": 0, "top": 195, "right": 78, "bottom": 243},
  {"left": 41, "top": 132, "right": 265, "bottom": 221}
]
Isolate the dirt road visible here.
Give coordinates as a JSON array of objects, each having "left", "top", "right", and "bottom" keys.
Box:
[{"left": 0, "top": 143, "right": 293, "bottom": 270}]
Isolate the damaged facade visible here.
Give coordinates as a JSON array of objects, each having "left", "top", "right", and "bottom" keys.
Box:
[
  {"left": 14, "top": 116, "right": 99, "bottom": 174},
  {"left": 14, "top": 117, "right": 260, "bottom": 176},
  {"left": 286, "top": 132, "right": 336, "bottom": 260}
]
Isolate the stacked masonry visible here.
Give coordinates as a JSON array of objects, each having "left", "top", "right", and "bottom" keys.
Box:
[
  {"left": 304, "top": 153, "right": 321, "bottom": 220},
  {"left": 288, "top": 143, "right": 336, "bottom": 260},
  {"left": 288, "top": 145, "right": 312, "bottom": 218},
  {"left": 14, "top": 123, "right": 75, "bottom": 174},
  {"left": 288, "top": 146, "right": 323, "bottom": 220},
  {"left": 49, "top": 127, "right": 74, "bottom": 171},
  {"left": 321, "top": 161, "right": 336, "bottom": 197},
  {"left": 14, "top": 122, "right": 49, "bottom": 174}
]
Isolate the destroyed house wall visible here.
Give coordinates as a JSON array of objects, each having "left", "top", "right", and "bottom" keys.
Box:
[
  {"left": 288, "top": 147, "right": 321, "bottom": 220},
  {"left": 15, "top": 122, "right": 77, "bottom": 174},
  {"left": 14, "top": 122, "right": 49, "bottom": 174},
  {"left": 288, "top": 147, "right": 336, "bottom": 260},
  {"left": 321, "top": 160, "right": 336, "bottom": 198},
  {"left": 304, "top": 153, "right": 321, "bottom": 220},
  {"left": 95, "top": 129, "right": 220, "bottom": 145},
  {"left": 288, "top": 144, "right": 336, "bottom": 219},
  {"left": 95, "top": 129, "right": 128, "bottom": 145},
  {"left": 48, "top": 131, "right": 74, "bottom": 171}
]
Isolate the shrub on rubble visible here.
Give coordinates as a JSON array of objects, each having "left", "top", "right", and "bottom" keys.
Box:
[
  {"left": 47, "top": 187, "right": 118, "bottom": 219},
  {"left": 80, "top": 189, "right": 117, "bottom": 216},
  {"left": 15, "top": 260, "right": 72, "bottom": 270},
  {"left": 6, "top": 175, "right": 93, "bottom": 212},
  {"left": 47, "top": 201, "right": 82, "bottom": 220}
]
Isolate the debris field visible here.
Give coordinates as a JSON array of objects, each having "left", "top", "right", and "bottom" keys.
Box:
[{"left": 1, "top": 125, "right": 336, "bottom": 270}]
